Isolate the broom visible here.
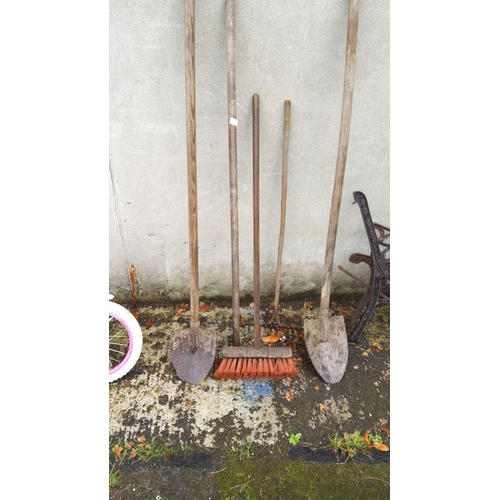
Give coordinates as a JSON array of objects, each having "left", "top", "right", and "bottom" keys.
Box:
[{"left": 214, "top": 94, "right": 298, "bottom": 379}]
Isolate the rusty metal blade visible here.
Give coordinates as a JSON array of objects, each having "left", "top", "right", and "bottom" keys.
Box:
[
  {"left": 303, "top": 315, "right": 348, "bottom": 384},
  {"left": 170, "top": 328, "right": 217, "bottom": 385}
]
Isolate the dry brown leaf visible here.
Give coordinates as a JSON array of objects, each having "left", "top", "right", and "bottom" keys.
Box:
[
  {"left": 176, "top": 311, "right": 183, "bottom": 318},
  {"left": 124, "top": 381, "right": 131, "bottom": 388},
  {"left": 363, "top": 429, "right": 372, "bottom": 446},
  {"left": 319, "top": 403, "right": 326, "bottom": 411},
  {"left": 145, "top": 318, "right": 154, "bottom": 330},
  {"left": 314, "top": 386, "right": 320, "bottom": 391},
  {"left": 185, "top": 400, "right": 192, "bottom": 406},
  {"left": 129, "top": 449, "right": 137, "bottom": 458},
  {"left": 285, "top": 391, "right": 293, "bottom": 402},
  {"left": 262, "top": 334, "right": 280, "bottom": 343},
  {"left": 137, "top": 435, "right": 146, "bottom": 443},
  {"left": 372, "top": 441, "right": 390, "bottom": 452},
  {"left": 113, "top": 445, "right": 122, "bottom": 457},
  {"left": 336, "top": 308, "right": 351, "bottom": 314},
  {"left": 134, "top": 312, "right": 140, "bottom": 319},
  {"left": 372, "top": 341, "right": 383, "bottom": 351},
  {"left": 378, "top": 425, "right": 390, "bottom": 436},
  {"left": 199, "top": 305, "right": 211, "bottom": 313}
]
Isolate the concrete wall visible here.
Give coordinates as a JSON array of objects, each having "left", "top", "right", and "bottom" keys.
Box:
[{"left": 109, "top": 0, "right": 389, "bottom": 302}]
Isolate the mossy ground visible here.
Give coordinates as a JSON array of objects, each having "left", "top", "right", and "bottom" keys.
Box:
[
  {"left": 110, "top": 449, "right": 389, "bottom": 500},
  {"left": 110, "top": 297, "right": 389, "bottom": 498}
]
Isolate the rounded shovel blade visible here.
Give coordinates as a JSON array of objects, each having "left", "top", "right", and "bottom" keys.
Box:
[
  {"left": 304, "top": 315, "right": 348, "bottom": 384},
  {"left": 170, "top": 329, "right": 218, "bottom": 385}
]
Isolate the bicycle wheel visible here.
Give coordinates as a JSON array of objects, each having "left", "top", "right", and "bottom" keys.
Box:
[{"left": 109, "top": 301, "right": 143, "bottom": 382}]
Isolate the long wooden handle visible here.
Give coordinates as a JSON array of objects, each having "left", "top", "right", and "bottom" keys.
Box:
[
  {"left": 274, "top": 100, "right": 291, "bottom": 309},
  {"left": 253, "top": 94, "right": 261, "bottom": 349},
  {"left": 320, "top": 0, "right": 360, "bottom": 320},
  {"left": 184, "top": 0, "right": 199, "bottom": 328},
  {"left": 226, "top": 0, "right": 240, "bottom": 345}
]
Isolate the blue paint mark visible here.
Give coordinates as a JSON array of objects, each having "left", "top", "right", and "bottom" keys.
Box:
[{"left": 239, "top": 379, "right": 274, "bottom": 406}]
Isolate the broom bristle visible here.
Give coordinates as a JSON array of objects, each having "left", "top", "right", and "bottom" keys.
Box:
[{"left": 213, "top": 357, "right": 298, "bottom": 379}]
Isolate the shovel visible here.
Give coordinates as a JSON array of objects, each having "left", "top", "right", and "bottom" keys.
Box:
[
  {"left": 304, "top": 0, "right": 360, "bottom": 384},
  {"left": 170, "top": 0, "right": 217, "bottom": 385}
]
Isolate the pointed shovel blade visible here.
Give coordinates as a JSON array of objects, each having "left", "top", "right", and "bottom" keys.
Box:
[
  {"left": 170, "top": 328, "right": 217, "bottom": 385},
  {"left": 304, "top": 315, "right": 348, "bottom": 384}
]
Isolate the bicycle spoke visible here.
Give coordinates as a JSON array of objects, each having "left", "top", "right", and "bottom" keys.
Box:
[{"left": 109, "top": 316, "right": 131, "bottom": 370}]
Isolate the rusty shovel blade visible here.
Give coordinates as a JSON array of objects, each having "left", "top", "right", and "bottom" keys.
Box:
[
  {"left": 303, "top": 315, "right": 348, "bottom": 384},
  {"left": 170, "top": 326, "right": 217, "bottom": 385}
]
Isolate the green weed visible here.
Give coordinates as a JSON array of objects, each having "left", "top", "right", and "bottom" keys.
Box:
[
  {"left": 288, "top": 432, "right": 302, "bottom": 446},
  {"left": 328, "top": 430, "right": 386, "bottom": 457},
  {"left": 109, "top": 465, "right": 122, "bottom": 488},
  {"left": 229, "top": 440, "right": 254, "bottom": 459},
  {"left": 134, "top": 436, "right": 174, "bottom": 462}
]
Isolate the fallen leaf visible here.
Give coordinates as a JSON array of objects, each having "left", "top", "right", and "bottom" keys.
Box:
[
  {"left": 303, "top": 301, "right": 313, "bottom": 309},
  {"left": 176, "top": 311, "right": 183, "bottom": 318},
  {"left": 145, "top": 318, "right": 154, "bottom": 330},
  {"left": 185, "top": 400, "right": 192, "bottom": 406},
  {"left": 239, "top": 314, "right": 243, "bottom": 325},
  {"left": 262, "top": 334, "right": 280, "bottom": 343},
  {"left": 113, "top": 445, "right": 122, "bottom": 457},
  {"left": 124, "top": 381, "right": 131, "bottom": 388},
  {"left": 374, "top": 381, "right": 379, "bottom": 387},
  {"left": 199, "top": 305, "right": 211, "bottom": 313},
  {"left": 137, "top": 436, "right": 146, "bottom": 444},
  {"left": 285, "top": 391, "right": 293, "bottom": 402},
  {"left": 372, "top": 342, "right": 383, "bottom": 351},
  {"left": 378, "top": 425, "right": 390, "bottom": 436},
  {"left": 336, "top": 308, "right": 351, "bottom": 314},
  {"left": 372, "top": 441, "right": 390, "bottom": 452},
  {"left": 319, "top": 403, "right": 326, "bottom": 411},
  {"left": 134, "top": 312, "right": 140, "bottom": 319},
  {"left": 129, "top": 449, "right": 137, "bottom": 458},
  {"left": 363, "top": 429, "right": 372, "bottom": 446},
  {"left": 314, "top": 386, "right": 320, "bottom": 391}
]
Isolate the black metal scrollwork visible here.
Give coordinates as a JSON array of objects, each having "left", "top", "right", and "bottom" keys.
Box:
[{"left": 347, "top": 192, "right": 390, "bottom": 344}]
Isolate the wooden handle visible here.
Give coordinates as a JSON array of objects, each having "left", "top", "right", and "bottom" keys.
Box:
[
  {"left": 226, "top": 0, "right": 240, "bottom": 345},
  {"left": 274, "top": 99, "right": 291, "bottom": 309},
  {"left": 253, "top": 94, "right": 261, "bottom": 349},
  {"left": 320, "top": 0, "right": 360, "bottom": 320},
  {"left": 184, "top": 0, "right": 199, "bottom": 327}
]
